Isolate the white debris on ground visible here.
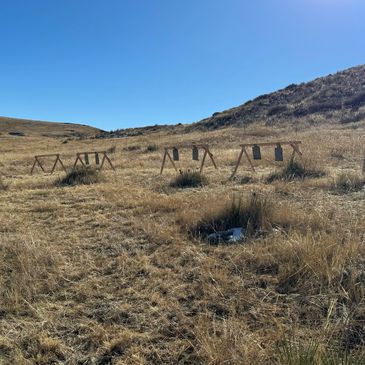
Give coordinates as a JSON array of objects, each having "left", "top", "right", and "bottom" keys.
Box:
[{"left": 207, "top": 227, "right": 246, "bottom": 244}]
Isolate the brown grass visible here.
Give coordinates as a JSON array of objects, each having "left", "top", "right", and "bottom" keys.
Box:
[
  {"left": 56, "top": 166, "right": 101, "bottom": 186},
  {"left": 330, "top": 172, "right": 365, "bottom": 193},
  {"left": 0, "top": 122, "right": 364, "bottom": 363}
]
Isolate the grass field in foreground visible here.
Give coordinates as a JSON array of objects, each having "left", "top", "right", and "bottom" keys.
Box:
[{"left": 0, "top": 121, "right": 364, "bottom": 364}]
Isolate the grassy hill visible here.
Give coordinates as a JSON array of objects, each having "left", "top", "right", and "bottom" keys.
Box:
[
  {"left": 190, "top": 64, "right": 365, "bottom": 131},
  {"left": 0, "top": 116, "right": 102, "bottom": 138},
  {"left": 98, "top": 64, "right": 365, "bottom": 138}
]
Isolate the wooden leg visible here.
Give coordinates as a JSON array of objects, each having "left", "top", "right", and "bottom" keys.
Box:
[
  {"left": 104, "top": 153, "right": 115, "bottom": 170},
  {"left": 30, "top": 159, "right": 37, "bottom": 174},
  {"left": 50, "top": 156, "right": 59, "bottom": 174},
  {"left": 37, "top": 157, "right": 46, "bottom": 173},
  {"left": 58, "top": 157, "right": 67, "bottom": 173},
  {"left": 160, "top": 150, "right": 167, "bottom": 174},
  {"left": 207, "top": 149, "right": 218, "bottom": 169},
  {"left": 230, "top": 148, "right": 244, "bottom": 180},
  {"left": 166, "top": 151, "right": 178, "bottom": 172},
  {"left": 99, "top": 154, "right": 106, "bottom": 170},
  {"left": 200, "top": 150, "right": 208, "bottom": 173},
  {"left": 243, "top": 147, "right": 255, "bottom": 172},
  {"left": 291, "top": 143, "right": 303, "bottom": 160},
  {"left": 73, "top": 155, "right": 84, "bottom": 168}
]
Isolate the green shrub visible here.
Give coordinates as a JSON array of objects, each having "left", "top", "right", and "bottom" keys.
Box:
[
  {"left": 331, "top": 173, "right": 365, "bottom": 193},
  {"left": 267, "top": 158, "right": 325, "bottom": 182},
  {"left": 56, "top": 167, "right": 101, "bottom": 186},
  {"left": 170, "top": 170, "right": 208, "bottom": 189}
]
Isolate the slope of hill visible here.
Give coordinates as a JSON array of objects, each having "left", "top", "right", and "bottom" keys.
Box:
[
  {"left": 189, "top": 64, "right": 365, "bottom": 131},
  {"left": 99, "top": 64, "right": 365, "bottom": 138},
  {"left": 0, "top": 116, "right": 103, "bottom": 138}
]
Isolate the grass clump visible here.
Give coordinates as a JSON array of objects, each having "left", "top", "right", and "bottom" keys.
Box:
[
  {"left": 331, "top": 172, "right": 365, "bottom": 193},
  {"left": 170, "top": 170, "right": 208, "bottom": 189},
  {"left": 106, "top": 145, "right": 116, "bottom": 154},
  {"left": 267, "top": 158, "right": 325, "bottom": 182},
  {"left": 0, "top": 177, "right": 9, "bottom": 191},
  {"left": 145, "top": 143, "right": 158, "bottom": 152},
  {"left": 276, "top": 338, "right": 365, "bottom": 365},
  {"left": 56, "top": 166, "right": 101, "bottom": 186},
  {"left": 191, "top": 192, "right": 274, "bottom": 238}
]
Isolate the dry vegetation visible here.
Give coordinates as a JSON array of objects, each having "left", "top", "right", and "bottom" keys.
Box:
[{"left": 0, "top": 121, "right": 364, "bottom": 364}]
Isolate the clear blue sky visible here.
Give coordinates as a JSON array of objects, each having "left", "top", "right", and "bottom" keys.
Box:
[{"left": 1, "top": 0, "right": 364, "bottom": 130}]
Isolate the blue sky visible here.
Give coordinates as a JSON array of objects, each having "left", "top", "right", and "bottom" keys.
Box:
[{"left": 0, "top": 0, "right": 364, "bottom": 130}]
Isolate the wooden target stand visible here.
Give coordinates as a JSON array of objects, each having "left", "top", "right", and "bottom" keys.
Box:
[
  {"left": 73, "top": 151, "right": 115, "bottom": 171},
  {"left": 160, "top": 144, "right": 217, "bottom": 174},
  {"left": 31, "top": 154, "right": 67, "bottom": 174},
  {"left": 230, "top": 141, "right": 302, "bottom": 179}
]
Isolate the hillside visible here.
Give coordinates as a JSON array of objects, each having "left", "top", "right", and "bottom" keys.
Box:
[
  {"left": 97, "top": 64, "right": 365, "bottom": 138},
  {"left": 0, "top": 116, "right": 102, "bottom": 138},
  {"left": 189, "top": 64, "right": 365, "bottom": 131}
]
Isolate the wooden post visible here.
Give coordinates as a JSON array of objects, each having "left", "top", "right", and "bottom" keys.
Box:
[
  {"left": 57, "top": 155, "right": 67, "bottom": 173},
  {"left": 290, "top": 142, "right": 303, "bottom": 160},
  {"left": 243, "top": 146, "right": 255, "bottom": 172},
  {"left": 50, "top": 154, "right": 60, "bottom": 174},
  {"left": 207, "top": 148, "right": 218, "bottom": 170},
  {"left": 230, "top": 147, "right": 244, "bottom": 180},
  {"left": 199, "top": 149, "right": 208, "bottom": 173},
  {"left": 30, "top": 157, "right": 45, "bottom": 174},
  {"left": 166, "top": 150, "right": 178, "bottom": 172},
  {"left": 102, "top": 152, "right": 115, "bottom": 170},
  {"left": 73, "top": 154, "right": 85, "bottom": 168},
  {"left": 160, "top": 149, "right": 168, "bottom": 175},
  {"left": 362, "top": 152, "right": 365, "bottom": 175}
]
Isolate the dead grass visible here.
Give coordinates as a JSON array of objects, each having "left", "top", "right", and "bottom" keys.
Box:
[
  {"left": 170, "top": 170, "right": 208, "bottom": 188},
  {"left": 188, "top": 191, "right": 322, "bottom": 240},
  {"left": 330, "top": 172, "right": 365, "bottom": 193},
  {"left": 56, "top": 166, "right": 101, "bottom": 186},
  {"left": 0, "top": 176, "right": 9, "bottom": 191},
  {"left": 0, "top": 237, "right": 60, "bottom": 311},
  {"left": 0, "top": 123, "right": 364, "bottom": 364},
  {"left": 267, "top": 158, "right": 325, "bottom": 182}
]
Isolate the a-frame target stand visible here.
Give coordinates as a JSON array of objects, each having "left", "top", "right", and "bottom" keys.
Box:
[{"left": 160, "top": 144, "right": 217, "bottom": 174}]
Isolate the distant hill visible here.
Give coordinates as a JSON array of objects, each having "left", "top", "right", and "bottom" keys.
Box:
[
  {"left": 99, "top": 64, "right": 365, "bottom": 138},
  {"left": 188, "top": 64, "right": 365, "bottom": 131},
  {"left": 0, "top": 116, "right": 102, "bottom": 138}
]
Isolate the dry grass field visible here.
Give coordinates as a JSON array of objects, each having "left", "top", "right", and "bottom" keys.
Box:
[{"left": 0, "top": 121, "right": 365, "bottom": 364}]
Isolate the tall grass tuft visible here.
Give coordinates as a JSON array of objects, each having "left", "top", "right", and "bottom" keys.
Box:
[
  {"left": 191, "top": 192, "right": 274, "bottom": 238},
  {"left": 56, "top": 166, "right": 101, "bottom": 186},
  {"left": 330, "top": 172, "right": 365, "bottom": 193},
  {"left": 145, "top": 143, "right": 158, "bottom": 153},
  {"left": 0, "top": 177, "right": 9, "bottom": 191},
  {"left": 267, "top": 158, "right": 325, "bottom": 182},
  {"left": 276, "top": 338, "right": 365, "bottom": 365},
  {"left": 170, "top": 170, "right": 208, "bottom": 189}
]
